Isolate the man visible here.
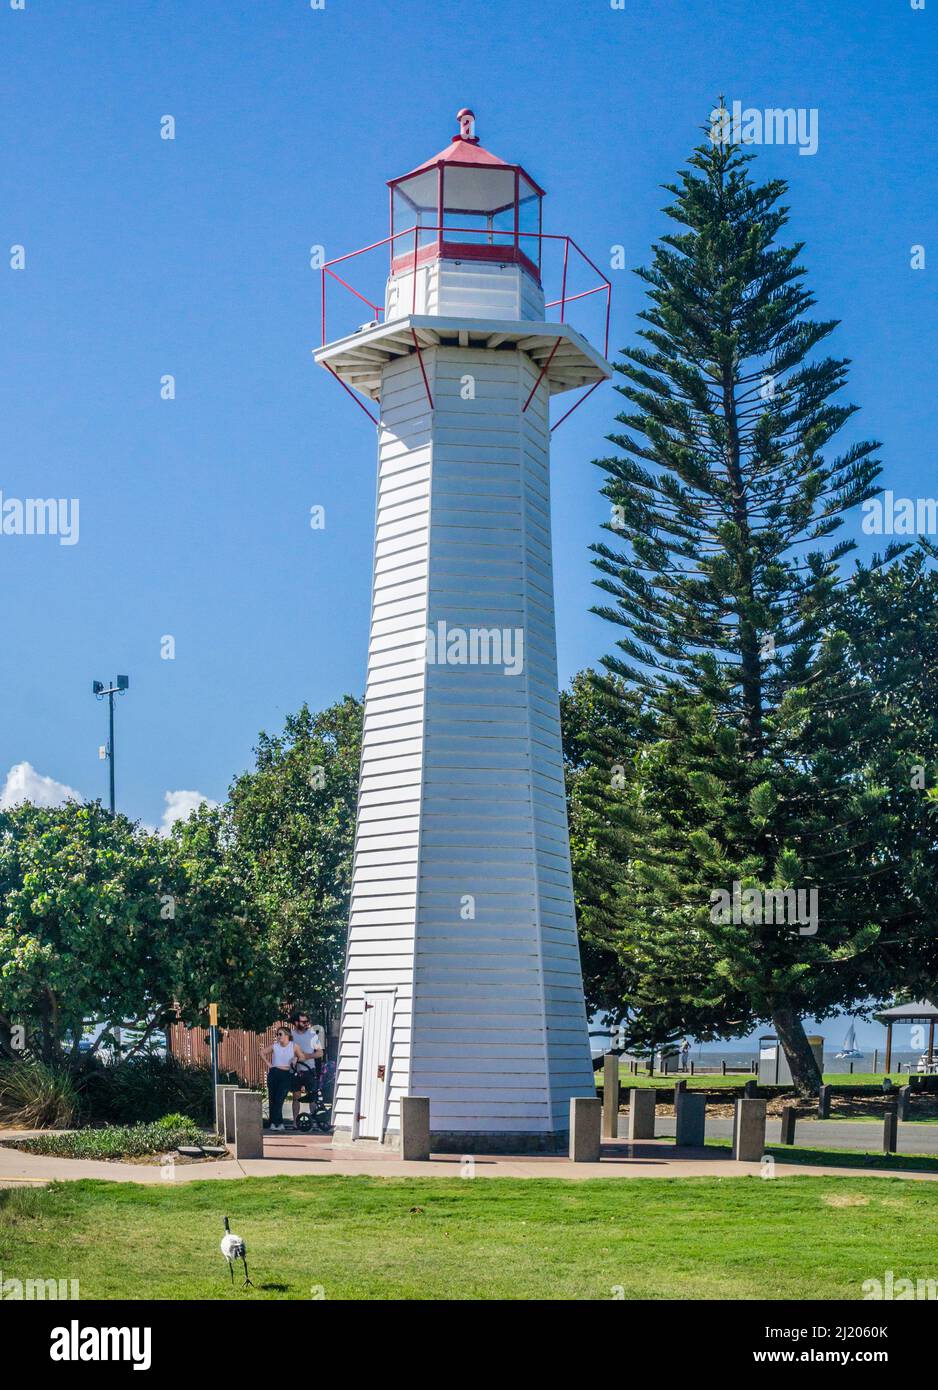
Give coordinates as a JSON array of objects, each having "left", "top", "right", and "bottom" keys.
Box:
[{"left": 290, "top": 1011, "right": 324, "bottom": 1128}]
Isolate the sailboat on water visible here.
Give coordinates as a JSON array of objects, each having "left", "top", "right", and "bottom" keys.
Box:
[{"left": 835, "top": 1021, "right": 864, "bottom": 1060}]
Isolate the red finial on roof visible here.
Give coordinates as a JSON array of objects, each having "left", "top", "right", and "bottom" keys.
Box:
[{"left": 455, "top": 108, "right": 478, "bottom": 143}]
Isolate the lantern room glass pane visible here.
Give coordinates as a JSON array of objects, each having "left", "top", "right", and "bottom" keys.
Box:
[
  {"left": 443, "top": 165, "right": 516, "bottom": 250},
  {"left": 392, "top": 173, "right": 437, "bottom": 259},
  {"left": 518, "top": 175, "right": 542, "bottom": 268}
]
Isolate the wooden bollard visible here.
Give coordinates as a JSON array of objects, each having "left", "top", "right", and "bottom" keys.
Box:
[
  {"left": 674, "top": 1091, "right": 706, "bottom": 1147},
  {"left": 818, "top": 1083, "right": 831, "bottom": 1119},
  {"left": 602, "top": 1054, "right": 620, "bottom": 1140},
  {"left": 570, "top": 1097, "right": 602, "bottom": 1162},
  {"left": 628, "top": 1087, "right": 656, "bottom": 1140},
  {"left": 400, "top": 1096, "right": 430, "bottom": 1160},
  {"left": 215, "top": 1084, "right": 239, "bottom": 1140},
  {"left": 233, "top": 1090, "right": 263, "bottom": 1160},
  {"left": 883, "top": 1102, "right": 898, "bottom": 1155},
  {"left": 733, "top": 1098, "right": 767, "bottom": 1162}
]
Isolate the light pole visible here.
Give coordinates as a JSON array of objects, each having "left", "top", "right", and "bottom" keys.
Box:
[{"left": 92, "top": 675, "right": 130, "bottom": 814}]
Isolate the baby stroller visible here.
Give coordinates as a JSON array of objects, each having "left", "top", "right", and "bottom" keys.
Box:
[{"left": 293, "top": 1059, "right": 334, "bottom": 1134}]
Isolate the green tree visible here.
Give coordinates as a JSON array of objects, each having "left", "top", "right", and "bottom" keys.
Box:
[
  {"left": 588, "top": 110, "right": 907, "bottom": 1093},
  {"left": 0, "top": 801, "right": 272, "bottom": 1064},
  {"left": 822, "top": 549, "right": 938, "bottom": 999},
  {"left": 167, "top": 802, "right": 280, "bottom": 1035},
  {"left": 562, "top": 670, "right": 758, "bottom": 1051},
  {"left": 227, "top": 697, "right": 362, "bottom": 1028}
]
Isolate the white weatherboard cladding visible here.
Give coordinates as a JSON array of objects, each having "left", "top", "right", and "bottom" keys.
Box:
[
  {"left": 386, "top": 258, "right": 545, "bottom": 322},
  {"left": 333, "top": 340, "right": 594, "bottom": 1141}
]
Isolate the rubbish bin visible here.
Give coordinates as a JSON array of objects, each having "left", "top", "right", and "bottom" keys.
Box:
[{"left": 758, "top": 1036, "right": 793, "bottom": 1085}]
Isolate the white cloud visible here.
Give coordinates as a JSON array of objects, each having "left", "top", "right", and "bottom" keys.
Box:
[
  {"left": 160, "top": 789, "right": 219, "bottom": 836},
  {"left": 0, "top": 765, "right": 218, "bottom": 833},
  {"left": 0, "top": 762, "right": 82, "bottom": 811}
]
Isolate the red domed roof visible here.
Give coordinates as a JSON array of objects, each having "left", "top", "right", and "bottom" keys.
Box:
[{"left": 390, "top": 111, "right": 545, "bottom": 195}]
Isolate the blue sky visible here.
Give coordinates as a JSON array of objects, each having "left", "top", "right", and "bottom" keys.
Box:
[{"left": 1, "top": 0, "right": 935, "bottom": 854}]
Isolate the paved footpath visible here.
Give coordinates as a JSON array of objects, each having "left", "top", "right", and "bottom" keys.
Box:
[
  {"left": 2, "top": 1130, "right": 938, "bottom": 1187},
  {"left": 644, "top": 1116, "right": 938, "bottom": 1153}
]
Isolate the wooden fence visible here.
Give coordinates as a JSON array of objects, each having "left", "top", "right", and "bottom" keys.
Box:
[{"left": 165, "top": 1020, "right": 326, "bottom": 1089}]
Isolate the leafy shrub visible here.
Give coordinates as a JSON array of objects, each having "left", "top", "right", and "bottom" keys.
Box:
[
  {"left": 0, "top": 1060, "right": 81, "bottom": 1129},
  {"left": 8, "top": 1115, "right": 211, "bottom": 1161},
  {"left": 152, "top": 1111, "right": 194, "bottom": 1131},
  {"left": 76, "top": 1055, "right": 215, "bottom": 1125}
]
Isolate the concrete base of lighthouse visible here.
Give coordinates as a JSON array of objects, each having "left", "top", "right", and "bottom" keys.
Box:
[{"left": 330, "top": 1126, "right": 572, "bottom": 1155}]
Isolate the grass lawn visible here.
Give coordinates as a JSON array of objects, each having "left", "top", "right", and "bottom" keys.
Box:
[
  {"left": 705, "top": 1139, "right": 938, "bottom": 1175},
  {"left": 611, "top": 1071, "right": 910, "bottom": 1089},
  {"left": 2, "top": 1173, "right": 937, "bottom": 1300}
]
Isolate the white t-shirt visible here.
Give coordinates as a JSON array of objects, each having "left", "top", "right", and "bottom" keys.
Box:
[{"left": 292, "top": 1028, "right": 320, "bottom": 1071}]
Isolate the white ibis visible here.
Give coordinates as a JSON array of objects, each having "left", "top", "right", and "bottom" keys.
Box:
[{"left": 220, "top": 1215, "right": 251, "bottom": 1287}]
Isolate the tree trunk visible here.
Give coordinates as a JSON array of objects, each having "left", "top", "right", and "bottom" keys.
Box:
[{"left": 772, "top": 1005, "right": 822, "bottom": 1097}]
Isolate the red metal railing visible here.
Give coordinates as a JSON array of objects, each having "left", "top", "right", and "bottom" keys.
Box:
[{"left": 319, "top": 225, "right": 612, "bottom": 431}]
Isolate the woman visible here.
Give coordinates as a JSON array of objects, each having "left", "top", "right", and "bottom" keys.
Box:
[{"left": 261, "top": 1027, "right": 304, "bottom": 1132}]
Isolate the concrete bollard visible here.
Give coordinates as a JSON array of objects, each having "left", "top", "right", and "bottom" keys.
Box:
[
  {"left": 674, "top": 1092, "right": 706, "bottom": 1148},
  {"left": 628, "top": 1087, "right": 656, "bottom": 1140},
  {"left": 673, "top": 1077, "right": 687, "bottom": 1096},
  {"left": 733, "top": 1098, "right": 767, "bottom": 1162},
  {"left": 780, "top": 1105, "right": 797, "bottom": 1145},
  {"left": 569, "top": 1097, "right": 602, "bottom": 1162},
  {"left": 898, "top": 1085, "right": 911, "bottom": 1122},
  {"left": 883, "top": 1102, "right": 898, "bottom": 1154},
  {"left": 743, "top": 1078, "right": 758, "bottom": 1099},
  {"left": 400, "top": 1096, "right": 431, "bottom": 1160},
  {"left": 818, "top": 1083, "right": 832, "bottom": 1119},
  {"left": 602, "top": 1055, "right": 620, "bottom": 1140},
  {"left": 215, "top": 1084, "right": 239, "bottom": 1138},
  {"left": 233, "top": 1090, "right": 264, "bottom": 1160},
  {"left": 223, "top": 1087, "right": 241, "bottom": 1144}
]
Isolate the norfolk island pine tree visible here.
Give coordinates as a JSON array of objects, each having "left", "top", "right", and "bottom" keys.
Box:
[{"left": 584, "top": 105, "right": 911, "bottom": 1095}]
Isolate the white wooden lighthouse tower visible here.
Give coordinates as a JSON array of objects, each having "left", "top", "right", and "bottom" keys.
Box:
[{"left": 316, "top": 110, "right": 611, "bottom": 1151}]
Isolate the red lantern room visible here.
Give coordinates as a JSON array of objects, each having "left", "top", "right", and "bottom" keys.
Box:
[{"left": 388, "top": 108, "right": 545, "bottom": 282}]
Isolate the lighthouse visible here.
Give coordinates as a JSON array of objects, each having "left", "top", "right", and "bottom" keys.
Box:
[{"left": 316, "top": 110, "right": 611, "bottom": 1151}]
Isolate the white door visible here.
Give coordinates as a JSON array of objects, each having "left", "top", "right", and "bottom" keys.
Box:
[{"left": 357, "top": 992, "right": 394, "bottom": 1140}]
